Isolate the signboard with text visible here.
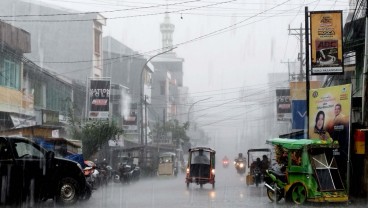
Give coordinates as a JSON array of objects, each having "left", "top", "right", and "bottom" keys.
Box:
[
  {"left": 276, "top": 89, "right": 291, "bottom": 122},
  {"left": 310, "top": 11, "right": 344, "bottom": 75},
  {"left": 88, "top": 78, "right": 110, "bottom": 119}
]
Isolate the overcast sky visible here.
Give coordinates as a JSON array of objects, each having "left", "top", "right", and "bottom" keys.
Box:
[{"left": 37, "top": 0, "right": 350, "bottom": 148}]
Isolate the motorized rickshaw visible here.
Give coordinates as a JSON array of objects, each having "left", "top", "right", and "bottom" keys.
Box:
[
  {"left": 245, "top": 148, "right": 272, "bottom": 187},
  {"left": 157, "top": 152, "right": 178, "bottom": 176},
  {"left": 185, "top": 147, "right": 216, "bottom": 189},
  {"left": 264, "top": 138, "right": 348, "bottom": 204}
]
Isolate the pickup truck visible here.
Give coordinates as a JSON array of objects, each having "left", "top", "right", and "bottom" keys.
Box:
[{"left": 0, "top": 136, "right": 88, "bottom": 206}]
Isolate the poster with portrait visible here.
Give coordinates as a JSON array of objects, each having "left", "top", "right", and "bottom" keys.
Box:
[
  {"left": 309, "top": 84, "right": 351, "bottom": 181},
  {"left": 310, "top": 11, "right": 344, "bottom": 75},
  {"left": 309, "top": 84, "right": 351, "bottom": 142}
]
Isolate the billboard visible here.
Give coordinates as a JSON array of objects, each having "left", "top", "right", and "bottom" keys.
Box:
[
  {"left": 276, "top": 89, "right": 291, "bottom": 121},
  {"left": 88, "top": 78, "right": 110, "bottom": 119},
  {"left": 309, "top": 84, "right": 351, "bottom": 181},
  {"left": 310, "top": 11, "right": 343, "bottom": 75}
]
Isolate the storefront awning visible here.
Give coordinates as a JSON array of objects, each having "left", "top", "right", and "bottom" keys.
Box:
[{"left": 10, "top": 113, "right": 36, "bottom": 128}]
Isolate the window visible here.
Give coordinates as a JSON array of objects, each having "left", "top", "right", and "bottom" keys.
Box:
[
  {"left": 14, "top": 141, "right": 44, "bottom": 159},
  {"left": 94, "top": 29, "right": 101, "bottom": 55},
  {"left": 1, "top": 59, "right": 20, "bottom": 90}
]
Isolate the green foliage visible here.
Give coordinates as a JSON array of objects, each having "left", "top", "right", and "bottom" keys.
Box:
[
  {"left": 151, "top": 119, "right": 189, "bottom": 146},
  {"left": 81, "top": 119, "right": 123, "bottom": 159},
  {"left": 66, "top": 103, "right": 123, "bottom": 159}
]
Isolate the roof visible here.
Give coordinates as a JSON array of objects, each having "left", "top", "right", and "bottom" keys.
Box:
[
  {"left": 247, "top": 148, "right": 272, "bottom": 153},
  {"left": 189, "top": 146, "right": 216, "bottom": 153},
  {"left": 266, "top": 138, "right": 339, "bottom": 150}
]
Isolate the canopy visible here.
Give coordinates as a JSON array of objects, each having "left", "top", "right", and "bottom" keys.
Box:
[
  {"left": 266, "top": 138, "right": 339, "bottom": 150},
  {"left": 159, "top": 152, "right": 176, "bottom": 157}
]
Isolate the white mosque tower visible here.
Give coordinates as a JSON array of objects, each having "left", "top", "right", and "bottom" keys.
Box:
[{"left": 160, "top": 12, "right": 175, "bottom": 52}]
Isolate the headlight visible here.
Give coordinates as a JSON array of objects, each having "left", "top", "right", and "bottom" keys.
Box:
[
  {"left": 186, "top": 168, "right": 190, "bottom": 174},
  {"left": 211, "top": 168, "right": 215, "bottom": 175},
  {"left": 239, "top": 163, "right": 244, "bottom": 168}
]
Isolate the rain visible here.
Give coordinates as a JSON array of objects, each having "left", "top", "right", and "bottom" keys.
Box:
[{"left": 0, "top": 0, "right": 367, "bottom": 207}]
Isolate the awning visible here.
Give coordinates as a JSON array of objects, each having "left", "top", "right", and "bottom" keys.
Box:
[{"left": 10, "top": 113, "right": 36, "bottom": 128}]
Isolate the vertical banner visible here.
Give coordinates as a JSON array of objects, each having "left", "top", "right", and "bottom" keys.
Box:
[
  {"left": 309, "top": 84, "right": 351, "bottom": 182},
  {"left": 310, "top": 11, "right": 343, "bottom": 75},
  {"left": 276, "top": 89, "right": 291, "bottom": 121},
  {"left": 292, "top": 100, "right": 307, "bottom": 129},
  {"left": 89, "top": 78, "right": 110, "bottom": 119}
]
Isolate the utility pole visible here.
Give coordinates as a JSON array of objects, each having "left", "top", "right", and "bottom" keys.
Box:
[
  {"left": 288, "top": 24, "right": 305, "bottom": 81},
  {"left": 363, "top": 0, "right": 368, "bottom": 126},
  {"left": 280, "top": 59, "right": 297, "bottom": 81}
]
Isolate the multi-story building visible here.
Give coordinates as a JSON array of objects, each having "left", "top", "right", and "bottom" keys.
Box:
[
  {"left": 0, "top": 20, "right": 32, "bottom": 130},
  {"left": 0, "top": 20, "right": 85, "bottom": 155},
  {"left": 0, "top": 0, "right": 106, "bottom": 82},
  {"left": 103, "top": 36, "right": 154, "bottom": 146}
]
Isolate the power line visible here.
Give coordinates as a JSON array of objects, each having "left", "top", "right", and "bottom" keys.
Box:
[
  {"left": 0, "top": 0, "right": 201, "bottom": 18},
  {"left": 1, "top": 0, "right": 236, "bottom": 22}
]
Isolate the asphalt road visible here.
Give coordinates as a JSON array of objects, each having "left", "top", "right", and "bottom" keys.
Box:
[{"left": 38, "top": 163, "right": 367, "bottom": 208}]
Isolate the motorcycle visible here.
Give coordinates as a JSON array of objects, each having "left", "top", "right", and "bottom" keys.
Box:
[
  {"left": 253, "top": 167, "right": 262, "bottom": 187},
  {"left": 118, "top": 162, "right": 141, "bottom": 184},
  {"left": 264, "top": 167, "right": 286, "bottom": 202},
  {"left": 234, "top": 159, "right": 246, "bottom": 174},
  {"left": 222, "top": 156, "right": 229, "bottom": 168},
  {"left": 222, "top": 159, "right": 229, "bottom": 168}
]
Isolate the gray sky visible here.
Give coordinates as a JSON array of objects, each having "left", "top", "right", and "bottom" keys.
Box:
[{"left": 38, "top": 0, "right": 350, "bottom": 146}]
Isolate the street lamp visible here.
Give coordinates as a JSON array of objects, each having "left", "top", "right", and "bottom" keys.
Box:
[
  {"left": 187, "top": 97, "right": 212, "bottom": 126},
  {"left": 140, "top": 47, "right": 176, "bottom": 168}
]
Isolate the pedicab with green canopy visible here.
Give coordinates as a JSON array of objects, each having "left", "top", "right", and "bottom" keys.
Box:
[{"left": 264, "top": 138, "right": 348, "bottom": 204}]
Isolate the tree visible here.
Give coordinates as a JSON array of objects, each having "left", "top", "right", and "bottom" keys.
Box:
[
  {"left": 151, "top": 119, "right": 189, "bottom": 148},
  {"left": 80, "top": 119, "right": 123, "bottom": 159},
  {"left": 66, "top": 104, "right": 123, "bottom": 159}
]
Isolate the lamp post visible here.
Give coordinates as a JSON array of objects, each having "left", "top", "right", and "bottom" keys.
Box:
[
  {"left": 140, "top": 47, "right": 176, "bottom": 168},
  {"left": 187, "top": 97, "right": 212, "bottom": 126}
]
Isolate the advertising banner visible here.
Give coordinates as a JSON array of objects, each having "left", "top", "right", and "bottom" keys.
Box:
[
  {"left": 290, "top": 81, "right": 321, "bottom": 100},
  {"left": 310, "top": 11, "right": 343, "bottom": 75},
  {"left": 89, "top": 78, "right": 110, "bottom": 119},
  {"left": 292, "top": 100, "right": 306, "bottom": 129},
  {"left": 276, "top": 89, "right": 291, "bottom": 121},
  {"left": 309, "top": 84, "right": 351, "bottom": 181}
]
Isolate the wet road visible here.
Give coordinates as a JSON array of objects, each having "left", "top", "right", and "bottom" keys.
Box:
[{"left": 42, "top": 165, "right": 365, "bottom": 208}]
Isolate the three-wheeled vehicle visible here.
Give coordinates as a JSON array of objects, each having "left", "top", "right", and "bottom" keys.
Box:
[
  {"left": 158, "top": 152, "right": 178, "bottom": 176},
  {"left": 246, "top": 148, "right": 272, "bottom": 187},
  {"left": 264, "top": 138, "right": 348, "bottom": 204},
  {"left": 185, "top": 147, "right": 216, "bottom": 189}
]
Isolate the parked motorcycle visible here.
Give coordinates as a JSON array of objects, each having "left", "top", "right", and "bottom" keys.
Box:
[
  {"left": 94, "top": 161, "right": 110, "bottom": 187},
  {"left": 118, "top": 162, "right": 140, "bottom": 184}
]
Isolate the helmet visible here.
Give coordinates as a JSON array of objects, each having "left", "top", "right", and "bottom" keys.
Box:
[{"left": 238, "top": 153, "right": 243, "bottom": 158}]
